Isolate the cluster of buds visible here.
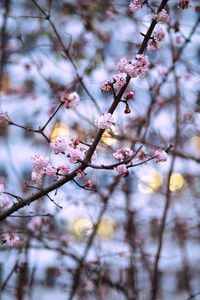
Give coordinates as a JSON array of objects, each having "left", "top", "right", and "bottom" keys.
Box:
[
  {"left": 178, "top": 0, "right": 192, "bottom": 9},
  {"left": 129, "top": 0, "right": 143, "bottom": 12},
  {"left": 114, "top": 164, "right": 129, "bottom": 177},
  {"left": 148, "top": 27, "right": 165, "bottom": 51},
  {"left": 0, "top": 113, "right": 12, "bottom": 128},
  {"left": 154, "top": 149, "right": 168, "bottom": 163},
  {"left": 113, "top": 148, "right": 133, "bottom": 161},
  {"left": 60, "top": 92, "right": 80, "bottom": 109},
  {"left": 117, "top": 54, "right": 149, "bottom": 79},
  {"left": 31, "top": 153, "right": 70, "bottom": 185},
  {"left": 95, "top": 113, "right": 115, "bottom": 130},
  {"left": 154, "top": 9, "right": 170, "bottom": 24}
]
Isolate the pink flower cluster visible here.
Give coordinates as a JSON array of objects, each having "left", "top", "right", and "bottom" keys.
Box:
[
  {"left": 129, "top": 0, "right": 143, "bottom": 12},
  {"left": 154, "top": 9, "right": 170, "bottom": 24},
  {"left": 101, "top": 80, "right": 111, "bottom": 93},
  {"left": 95, "top": 113, "right": 115, "bottom": 130},
  {"left": 113, "top": 148, "right": 133, "bottom": 161},
  {"left": 31, "top": 154, "right": 71, "bottom": 185},
  {"left": 117, "top": 55, "right": 149, "bottom": 78},
  {"left": 178, "top": 0, "right": 192, "bottom": 9},
  {"left": 114, "top": 164, "right": 129, "bottom": 177},
  {"left": 113, "top": 73, "right": 126, "bottom": 90},
  {"left": 66, "top": 137, "right": 86, "bottom": 163},
  {"left": 154, "top": 149, "right": 168, "bottom": 163},
  {"left": 0, "top": 184, "right": 10, "bottom": 209},
  {"left": 60, "top": 92, "right": 80, "bottom": 109},
  {"left": 50, "top": 137, "right": 67, "bottom": 154},
  {"left": 148, "top": 27, "right": 165, "bottom": 51}
]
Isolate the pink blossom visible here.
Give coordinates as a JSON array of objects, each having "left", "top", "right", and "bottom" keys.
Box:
[
  {"left": 129, "top": 0, "right": 143, "bottom": 12},
  {"left": 95, "top": 113, "right": 115, "bottom": 130},
  {"left": 116, "top": 58, "right": 129, "bottom": 73},
  {"left": 27, "top": 217, "right": 43, "bottom": 231},
  {"left": 7, "top": 235, "right": 19, "bottom": 246},
  {"left": 76, "top": 169, "right": 84, "bottom": 178},
  {"left": 101, "top": 80, "right": 111, "bottom": 93},
  {"left": 126, "top": 91, "right": 135, "bottom": 100},
  {"left": 154, "top": 27, "right": 165, "bottom": 42},
  {"left": 125, "top": 63, "right": 138, "bottom": 78},
  {"left": 31, "top": 154, "right": 49, "bottom": 172},
  {"left": 0, "top": 195, "right": 10, "bottom": 208},
  {"left": 31, "top": 172, "right": 43, "bottom": 186},
  {"left": 66, "top": 148, "right": 82, "bottom": 163},
  {"left": 50, "top": 137, "right": 68, "bottom": 154},
  {"left": 60, "top": 92, "right": 80, "bottom": 109},
  {"left": 85, "top": 180, "right": 92, "bottom": 188},
  {"left": 137, "top": 150, "right": 147, "bottom": 161},
  {"left": 113, "top": 148, "right": 133, "bottom": 161},
  {"left": 154, "top": 149, "right": 168, "bottom": 163},
  {"left": 126, "top": 54, "right": 149, "bottom": 78},
  {"left": 148, "top": 40, "right": 161, "bottom": 51},
  {"left": 42, "top": 165, "right": 57, "bottom": 177},
  {"left": 58, "top": 164, "right": 70, "bottom": 175},
  {"left": 132, "top": 54, "right": 149, "bottom": 77},
  {"left": 154, "top": 9, "right": 170, "bottom": 24},
  {"left": 113, "top": 73, "right": 126, "bottom": 90},
  {"left": 114, "top": 164, "right": 129, "bottom": 177},
  {"left": 178, "top": 0, "right": 192, "bottom": 9}
]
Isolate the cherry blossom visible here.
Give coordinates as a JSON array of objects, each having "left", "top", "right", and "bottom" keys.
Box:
[
  {"left": 113, "top": 148, "right": 133, "bottom": 161},
  {"left": 116, "top": 58, "right": 129, "bottom": 73},
  {"left": 60, "top": 91, "right": 80, "bottom": 109},
  {"left": 178, "top": 0, "right": 192, "bottom": 9},
  {"left": 58, "top": 164, "right": 70, "bottom": 175},
  {"left": 66, "top": 147, "right": 82, "bottom": 163},
  {"left": 42, "top": 165, "right": 57, "bottom": 177},
  {"left": 154, "top": 9, "right": 170, "bottom": 24},
  {"left": 95, "top": 113, "right": 115, "bottom": 130},
  {"left": 148, "top": 40, "right": 161, "bottom": 51},
  {"left": 114, "top": 164, "right": 129, "bottom": 177},
  {"left": 76, "top": 169, "right": 84, "bottom": 178},
  {"left": 113, "top": 73, "right": 127, "bottom": 90},
  {"left": 50, "top": 137, "right": 68, "bottom": 154},
  {"left": 129, "top": 0, "right": 143, "bottom": 13},
  {"left": 31, "top": 172, "right": 44, "bottom": 186},
  {"left": 85, "top": 180, "right": 92, "bottom": 188},
  {"left": 125, "top": 54, "right": 149, "bottom": 78},
  {"left": 154, "top": 149, "right": 168, "bottom": 163},
  {"left": 31, "top": 154, "right": 49, "bottom": 172},
  {"left": 126, "top": 91, "right": 135, "bottom": 100},
  {"left": 137, "top": 150, "right": 147, "bottom": 161},
  {"left": 154, "top": 27, "right": 165, "bottom": 42},
  {"left": 101, "top": 80, "right": 111, "bottom": 93}
]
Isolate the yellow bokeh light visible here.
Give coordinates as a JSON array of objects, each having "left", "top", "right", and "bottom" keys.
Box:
[
  {"left": 73, "top": 218, "right": 93, "bottom": 236},
  {"left": 97, "top": 219, "right": 116, "bottom": 239},
  {"left": 190, "top": 136, "right": 200, "bottom": 155},
  {"left": 101, "top": 129, "right": 118, "bottom": 146},
  {"left": 138, "top": 170, "right": 163, "bottom": 194},
  {"left": 51, "top": 122, "right": 69, "bottom": 142},
  {"left": 169, "top": 173, "right": 184, "bottom": 192}
]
